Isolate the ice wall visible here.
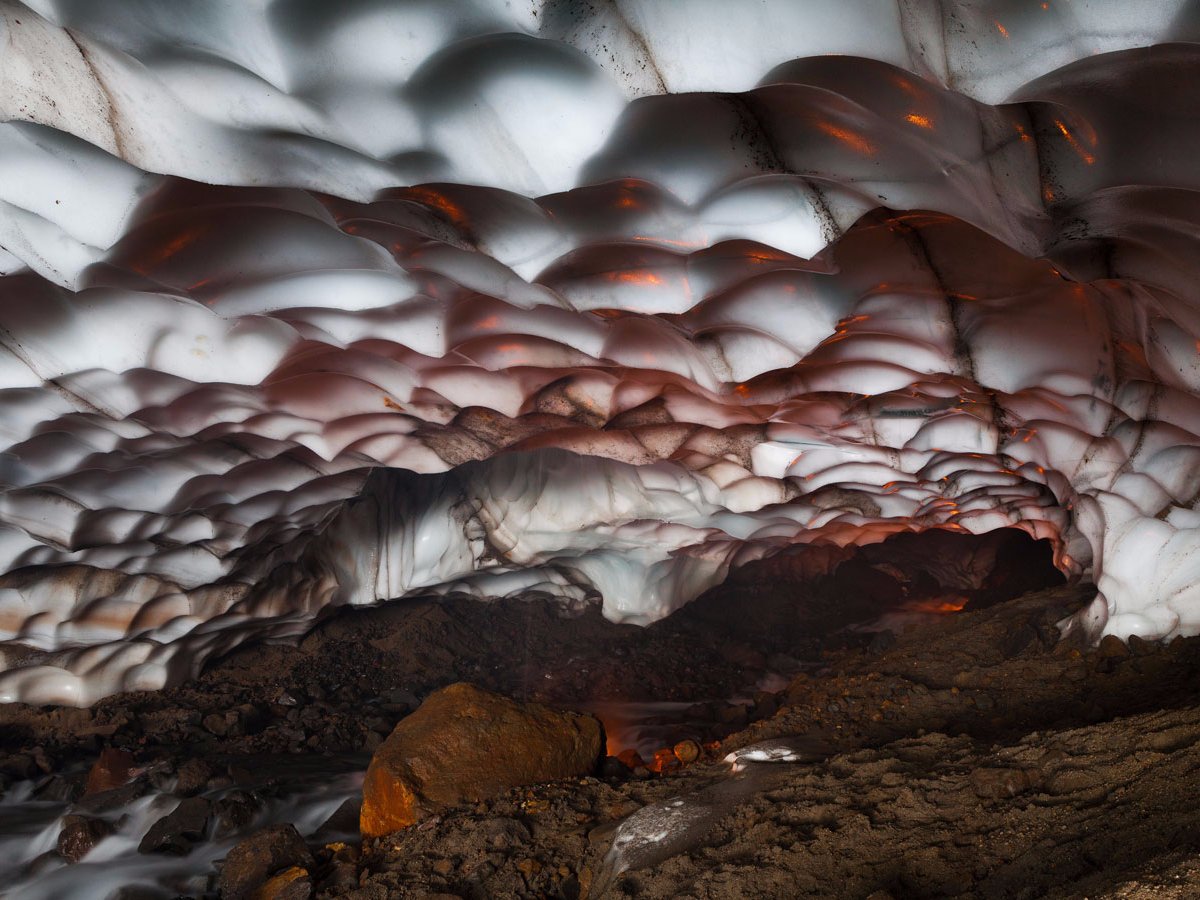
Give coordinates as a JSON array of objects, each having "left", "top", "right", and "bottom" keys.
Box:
[{"left": 0, "top": 0, "right": 1198, "bottom": 704}]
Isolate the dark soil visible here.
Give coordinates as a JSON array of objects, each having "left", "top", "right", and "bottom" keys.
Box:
[{"left": 3, "top": 529, "right": 1200, "bottom": 898}]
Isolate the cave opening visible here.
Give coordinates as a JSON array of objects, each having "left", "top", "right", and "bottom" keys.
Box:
[{"left": 3, "top": 1, "right": 1200, "bottom": 897}]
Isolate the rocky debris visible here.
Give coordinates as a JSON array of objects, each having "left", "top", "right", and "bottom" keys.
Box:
[
  {"left": 57, "top": 814, "right": 114, "bottom": 862},
  {"left": 719, "top": 583, "right": 1200, "bottom": 761},
  {"left": 652, "top": 704, "right": 1200, "bottom": 899},
  {"left": 312, "top": 842, "right": 360, "bottom": 894},
  {"left": 138, "top": 796, "right": 212, "bottom": 855},
  {"left": 85, "top": 747, "right": 137, "bottom": 795},
  {"left": 360, "top": 682, "right": 604, "bottom": 836},
  {"left": 343, "top": 701, "right": 1200, "bottom": 900},
  {"left": 203, "top": 704, "right": 267, "bottom": 739},
  {"left": 219, "top": 824, "right": 313, "bottom": 900}
]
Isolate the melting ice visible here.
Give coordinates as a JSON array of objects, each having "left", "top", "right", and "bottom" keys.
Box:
[{"left": 0, "top": 0, "right": 1199, "bottom": 704}]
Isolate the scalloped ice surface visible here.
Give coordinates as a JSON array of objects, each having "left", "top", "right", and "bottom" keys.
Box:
[{"left": 0, "top": 0, "right": 1199, "bottom": 705}]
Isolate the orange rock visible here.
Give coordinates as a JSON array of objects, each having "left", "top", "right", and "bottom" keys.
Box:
[
  {"left": 673, "top": 739, "right": 701, "bottom": 765},
  {"left": 360, "top": 683, "right": 603, "bottom": 837},
  {"left": 649, "top": 748, "right": 678, "bottom": 773},
  {"left": 615, "top": 748, "right": 645, "bottom": 770},
  {"left": 249, "top": 866, "right": 311, "bottom": 900},
  {"left": 84, "top": 748, "right": 136, "bottom": 796}
]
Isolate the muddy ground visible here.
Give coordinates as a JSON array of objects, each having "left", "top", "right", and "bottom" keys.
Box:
[{"left": 2, "top": 530, "right": 1200, "bottom": 898}]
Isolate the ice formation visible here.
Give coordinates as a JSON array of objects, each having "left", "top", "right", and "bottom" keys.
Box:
[{"left": 1, "top": 0, "right": 1199, "bottom": 705}]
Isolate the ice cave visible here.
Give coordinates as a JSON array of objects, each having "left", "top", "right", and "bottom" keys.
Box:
[{"left": 0, "top": 1, "right": 1199, "bottom": 898}]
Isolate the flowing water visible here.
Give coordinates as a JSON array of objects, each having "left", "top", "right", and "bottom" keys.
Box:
[{"left": 0, "top": 759, "right": 364, "bottom": 900}]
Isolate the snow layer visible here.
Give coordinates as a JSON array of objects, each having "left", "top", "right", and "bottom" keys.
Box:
[{"left": 0, "top": 1, "right": 1198, "bottom": 703}]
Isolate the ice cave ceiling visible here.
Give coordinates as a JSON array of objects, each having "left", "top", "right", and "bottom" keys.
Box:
[{"left": 0, "top": 0, "right": 1198, "bottom": 706}]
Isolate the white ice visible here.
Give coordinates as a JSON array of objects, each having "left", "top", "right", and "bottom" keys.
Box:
[{"left": 0, "top": 0, "right": 1197, "bottom": 703}]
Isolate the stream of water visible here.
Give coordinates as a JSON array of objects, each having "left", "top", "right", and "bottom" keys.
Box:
[{"left": 0, "top": 758, "right": 364, "bottom": 900}]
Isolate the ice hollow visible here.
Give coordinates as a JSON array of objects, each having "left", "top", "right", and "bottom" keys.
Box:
[{"left": 0, "top": 0, "right": 1199, "bottom": 704}]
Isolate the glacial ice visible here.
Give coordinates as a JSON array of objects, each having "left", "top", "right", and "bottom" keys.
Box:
[{"left": 0, "top": 0, "right": 1198, "bottom": 704}]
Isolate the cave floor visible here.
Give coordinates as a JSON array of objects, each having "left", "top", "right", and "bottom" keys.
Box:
[{"left": 3, "top": 574, "right": 1200, "bottom": 898}]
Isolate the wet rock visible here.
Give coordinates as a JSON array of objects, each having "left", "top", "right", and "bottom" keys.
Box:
[
  {"left": 30, "top": 745, "right": 54, "bottom": 774},
  {"left": 672, "top": 740, "right": 701, "bottom": 765},
  {"left": 219, "top": 824, "right": 313, "bottom": 900},
  {"left": 313, "top": 797, "right": 361, "bottom": 840},
  {"left": 34, "top": 772, "right": 85, "bottom": 802},
  {"left": 360, "top": 682, "right": 603, "bottom": 836},
  {"left": 26, "top": 849, "right": 66, "bottom": 876},
  {"left": 0, "top": 753, "right": 37, "bottom": 779},
  {"left": 57, "top": 814, "right": 114, "bottom": 862},
  {"left": 212, "top": 790, "right": 263, "bottom": 838},
  {"left": 138, "top": 796, "right": 212, "bottom": 855},
  {"left": 253, "top": 865, "right": 312, "bottom": 900},
  {"left": 174, "top": 757, "right": 216, "bottom": 796},
  {"left": 84, "top": 748, "right": 137, "bottom": 796},
  {"left": 73, "top": 779, "right": 149, "bottom": 814}
]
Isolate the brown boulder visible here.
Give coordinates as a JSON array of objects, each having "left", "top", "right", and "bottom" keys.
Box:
[
  {"left": 57, "top": 815, "right": 114, "bottom": 862},
  {"left": 360, "top": 683, "right": 603, "bottom": 837},
  {"left": 174, "top": 757, "right": 216, "bottom": 796},
  {"left": 84, "top": 748, "right": 137, "bottom": 796},
  {"left": 138, "top": 797, "right": 212, "bottom": 855}
]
